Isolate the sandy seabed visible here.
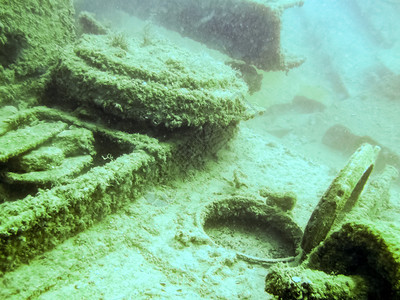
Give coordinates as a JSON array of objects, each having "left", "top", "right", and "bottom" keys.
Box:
[
  {"left": 2, "top": 2, "right": 400, "bottom": 298},
  {"left": 1, "top": 113, "right": 399, "bottom": 298}
]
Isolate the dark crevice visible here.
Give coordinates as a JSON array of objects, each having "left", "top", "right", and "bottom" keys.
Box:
[{"left": 0, "top": 31, "right": 26, "bottom": 68}]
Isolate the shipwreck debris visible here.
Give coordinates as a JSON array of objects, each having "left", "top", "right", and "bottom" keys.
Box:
[
  {"left": 265, "top": 143, "right": 400, "bottom": 299},
  {"left": 196, "top": 196, "right": 303, "bottom": 265},
  {"left": 301, "top": 143, "right": 380, "bottom": 256},
  {"left": 75, "top": 0, "right": 304, "bottom": 72}
]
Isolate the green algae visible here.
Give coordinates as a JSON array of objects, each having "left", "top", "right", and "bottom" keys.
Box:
[
  {"left": 77, "top": 11, "right": 108, "bottom": 35},
  {"left": 0, "top": 107, "right": 160, "bottom": 272},
  {"left": 0, "top": 0, "right": 75, "bottom": 106}
]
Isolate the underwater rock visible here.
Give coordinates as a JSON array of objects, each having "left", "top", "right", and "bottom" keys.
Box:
[
  {"left": 9, "top": 146, "right": 66, "bottom": 173},
  {"left": 291, "top": 95, "right": 326, "bottom": 114},
  {"left": 0, "top": 98, "right": 240, "bottom": 273},
  {"left": 2, "top": 125, "right": 97, "bottom": 186},
  {"left": 0, "top": 107, "right": 150, "bottom": 272},
  {"left": 52, "top": 127, "right": 96, "bottom": 157},
  {"left": 374, "top": 73, "right": 400, "bottom": 101},
  {"left": 0, "top": 0, "right": 74, "bottom": 75},
  {"left": 323, "top": 124, "right": 375, "bottom": 154},
  {"left": 0, "top": 121, "right": 68, "bottom": 163},
  {"left": 46, "top": 34, "right": 251, "bottom": 130},
  {"left": 7, "top": 127, "right": 96, "bottom": 173},
  {"left": 4, "top": 155, "right": 93, "bottom": 185},
  {"left": 265, "top": 94, "right": 326, "bottom": 116}
]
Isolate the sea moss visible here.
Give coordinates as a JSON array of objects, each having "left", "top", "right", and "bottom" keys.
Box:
[{"left": 0, "top": 0, "right": 75, "bottom": 106}]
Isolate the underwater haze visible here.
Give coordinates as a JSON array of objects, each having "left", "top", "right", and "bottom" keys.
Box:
[{"left": 1, "top": 0, "right": 400, "bottom": 299}]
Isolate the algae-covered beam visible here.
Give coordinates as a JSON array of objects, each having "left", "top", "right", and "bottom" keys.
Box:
[
  {"left": 46, "top": 34, "right": 251, "bottom": 130},
  {"left": 0, "top": 105, "right": 240, "bottom": 273}
]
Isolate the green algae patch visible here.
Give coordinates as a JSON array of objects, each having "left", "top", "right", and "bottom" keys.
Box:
[
  {"left": 46, "top": 34, "right": 251, "bottom": 129},
  {"left": 0, "top": 0, "right": 74, "bottom": 77},
  {"left": 0, "top": 0, "right": 75, "bottom": 106}
]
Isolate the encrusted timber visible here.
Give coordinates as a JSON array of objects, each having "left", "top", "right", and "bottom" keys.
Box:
[
  {"left": 265, "top": 221, "right": 400, "bottom": 299},
  {"left": 355, "top": 164, "right": 399, "bottom": 218},
  {"left": 265, "top": 219, "right": 400, "bottom": 299},
  {"left": 265, "top": 144, "right": 400, "bottom": 299},
  {"left": 0, "top": 107, "right": 157, "bottom": 273},
  {"left": 265, "top": 264, "right": 370, "bottom": 300},
  {"left": 47, "top": 34, "right": 250, "bottom": 130},
  {"left": 308, "top": 221, "right": 400, "bottom": 299},
  {"left": 100, "top": 0, "right": 303, "bottom": 71},
  {"left": 0, "top": 107, "right": 237, "bottom": 273}
]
